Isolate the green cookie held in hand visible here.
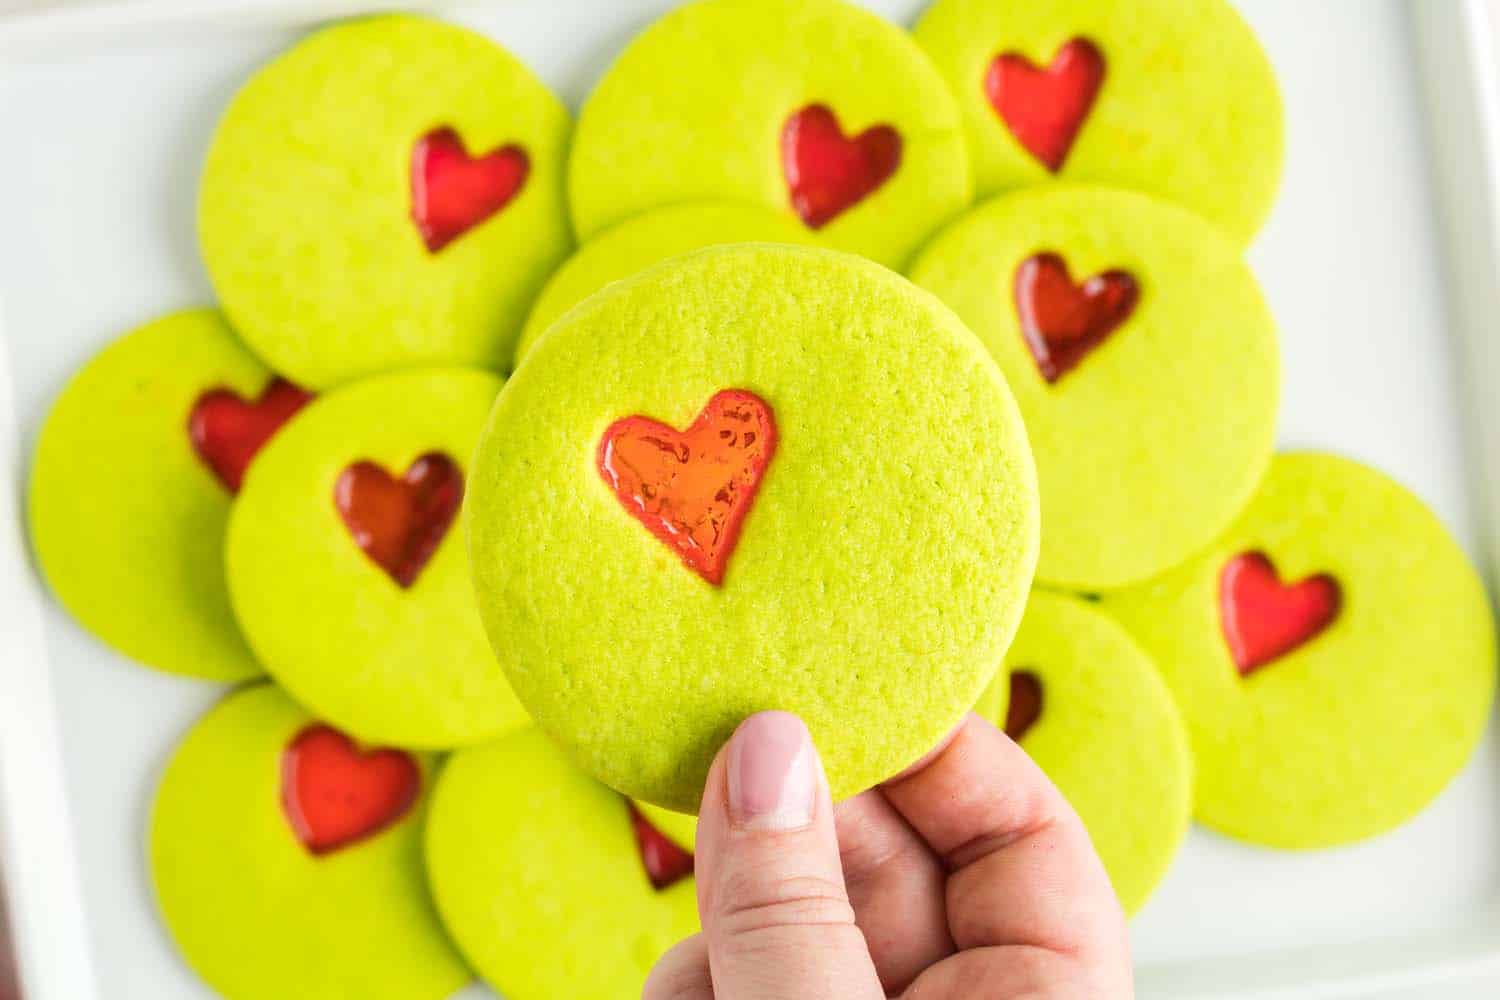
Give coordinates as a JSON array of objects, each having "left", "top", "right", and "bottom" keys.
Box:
[
  {"left": 910, "top": 187, "right": 1279, "bottom": 590},
  {"left": 427, "top": 729, "right": 699, "bottom": 1000},
  {"left": 974, "top": 592, "right": 1191, "bottom": 914},
  {"left": 913, "top": 0, "right": 1283, "bottom": 244},
  {"left": 469, "top": 245, "right": 1039, "bottom": 812},
  {"left": 568, "top": 0, "right": 970, "bottom": 269},
  {"left": 515, "top": 201, "right": 819, "bottom": 364},
  {"left": 200, "top": 14, "right": 571, "bottom": 388},
  {"left": 28, "top": 309, "right": 308, "bottom": 681},
  {"left": 1104, "top": 452, "right": 1497, "bottom": 849},
  {"left": 151, "top": 685, "right": 467, "bottom": 1000},
  {"left": 227, "top": 368, "right": 526, "bottom": 748}
]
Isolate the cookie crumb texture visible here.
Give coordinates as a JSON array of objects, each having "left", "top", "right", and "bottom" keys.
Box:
[
  {"left": 1105, "top": 452, "right": 1497, "bottom": 848},
  {"left": 469, "top": 245, "right": 1039, "bottom": 811}
]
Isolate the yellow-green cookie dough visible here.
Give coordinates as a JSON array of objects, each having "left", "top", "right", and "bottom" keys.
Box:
[
  {"left": 200, "top": 14, "right": 571, "bottom": 388},
  {"left": 515, "top": 201, "right": 819, "bottom": 364},
  {"left": 469, "top": 245, "right": 1039, "bottom": 811},
  {"left": 910, "top": 187, "right": 1278, "bottom": 590},
  {"left": 28, "top": 309, "right": 266, "bottom": 681},
  {"left": 1104, "top": 452, "right": 1497, "bottom": 849},
  {"left": 975, "top": 592, "right": 1190, "bottom": 913},
  {"left": 150, "top": 685, "right": 467, "bottom": 1000},
  {"left": 568, "top": 0, "right": 970, "bottom": 269},
  {"left": 227, "top": 368, "right": 526, "bottom": 748},
  {"left": 427, "top": 728, "right": 699, "bottom": 999},
  {"left": 912, "top": 0, "right": 1283, "bottom": 244}
]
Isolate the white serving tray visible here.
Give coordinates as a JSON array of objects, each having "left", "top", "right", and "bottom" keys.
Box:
[{"left": 2, "top": 1, "right": 1499, "bottom": 997}]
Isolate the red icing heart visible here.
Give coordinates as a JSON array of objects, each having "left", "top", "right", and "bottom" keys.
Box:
[
  {"left": 986, "top": 38, "right": 1105, "bottom": 173},
  {"left": 781, "top": 105, "right": 902, "bottom": 229},
  {"left": 334, "top": 452, "right": 463, "bottom": 589},
  {"left": 1014, "top": 252, "right": 1138, "bottom": 383},
  {"left": 597, "top": 390, "right": 776, "bottom": 587},
  {"left": 188, "top": 378, "right": 312, "bottom": 493},
  {"left": 1220, "top": 552, "right": 1342, "bottom": 677},
  {"left": 1004, "top": 670, "right": 1044, "bottom": 742},
  {"left": 628, "top": 803, "right": 694, "bottom": 891},
  {"left": 281, "top": 724, "right": 420, "bottom": 856},
  {"left": 410, "top": 126, "right": 529, "bottom": 253}
]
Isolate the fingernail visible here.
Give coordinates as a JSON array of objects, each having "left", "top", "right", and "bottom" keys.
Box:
[{"left": 727, "top": 711, "right": 817, "bottom": 831}]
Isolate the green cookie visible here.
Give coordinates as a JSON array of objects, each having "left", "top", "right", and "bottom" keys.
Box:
[
  {"left": 227, "top": 368, "right": 526, "bottom": 748},
  {"left": 912, "top": 0, "right": 1283, "bottom": 245},
  {"left": 568, "top": 0, "right": 970, "bottom": 270},
  {"left": 427, "top": 728, "right": 699, "bottom": 999},
  {"left": 515, "top": 201, "right": 819, "bottom": 365},
  {"left": 150, "top": 685, "right": 467, "bottom": 1000},
  {"left": 975, "top": 592, "right": 1190, "bottom": 914},
  {"left": 1105, "top": 452, "right": 1497, "bottom": 849},
  {"left": 200, "top": 14, "right": 571, "bottom": 388},
  {"left": 909, "top": 187, "right": 1278, "bottom": 590},
  {"left": 28, "top": 309, "right": 274, "bottom": 681},
  {"left": 469, "top": 244, "right": 1039, "bottom": 811}
]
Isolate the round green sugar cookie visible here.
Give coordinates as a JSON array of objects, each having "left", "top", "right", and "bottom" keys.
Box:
[
  {"left": 200, "top": 14, "right": 571, "bottom": 388},
  {"left": 515, "top": 201, "right": 819, "bottom": 364},
  {"left": 975, "top": 592, "right": 1190, "bottom": 914},
  {"left": 469, "top": 244, "right": 1039, "bottom": 811},
  {"left": 912, "top": 0, "right": 1283, "bottom": 245},
  {"left": 567, "top": 0, "right": 970, "bottom": 270},
  {"left": 150, "top": 685, "right": 467, "bottom": 1000},
  {"left": 909, "top": 187, "right": 1278, "bottom": 590},
  {"left": 28, "top": 309, "right": 286, "bottom": 681},
  {"left": 427, "top": 728, "right": 699, "bottom": 999},
  {"left": 227, "top": 368, "right": 526, "bottom": 748},
  {"left": 1103, "top": 452, "right": 1497, "bottom": 849}
]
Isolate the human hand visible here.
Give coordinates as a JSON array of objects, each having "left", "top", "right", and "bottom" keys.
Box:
[{"left": 643, "top": 710, "right": 1131, "bottom": 999}]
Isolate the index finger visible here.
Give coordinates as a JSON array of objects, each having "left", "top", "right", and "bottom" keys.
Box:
[{"left": 879, "top": 713, "right": 1128, "bottom": 965}]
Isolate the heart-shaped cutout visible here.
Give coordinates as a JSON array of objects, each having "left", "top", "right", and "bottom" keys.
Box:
[
  {"left": 597, "top": 389, "right": 776, "bottom": 586},
  {"left": 334, "top": 452, "right": 463, "bottom": 589},
  {"left": 1004, "top": 670, "right": 1044, "bottom": 742},
  {"left": 986, "top": 38, "right": 1105, "bottom": 173},
  {"left": 189, "top": 377, "right": 312, "bottom": 493},
  {"left": 1014, "top": 252, "right": 1139, "bottom": 383},
  {"left": 781, "top": 104, "right": 902, "bottom": 229},
  {"left": 410, "top": 126, "right": 530, "bottom": 253},
  {"left": 627, "top": 802, "right": 694, "bottom": 891},
  {"left": 280, "top": 724, "right": 420, "bottom": 856},
  {"left": 1220, "top": 551, "right": 1342, "bottom": 676}
]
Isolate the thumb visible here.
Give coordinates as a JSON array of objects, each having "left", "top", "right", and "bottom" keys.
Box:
[{"left": 693, "top": 712, "right": 884, "bottom": 1000}]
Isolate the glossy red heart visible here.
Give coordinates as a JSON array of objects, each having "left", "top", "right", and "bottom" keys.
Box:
[
  {"left": 1220, "top": 552, "right": 1342, "bottom": 676},
  {"left": 781, "top": 104, "right": 902, "bottom": 229},
  {"left": 410, "top": 126, "right": 529, "bottom": 253},
  {"left": 628, "top": 803, "right": 695, "bottom": 891},
  {"left": 188, "top": 377, "right": 312, "bottom": 493},
  {"left": 986, "top": 38, "right": 1105, "bottom": 173},
  {"left": 280, "top": 724, "right": 420, "bottom": 856},
  {"left": 334, "top": 452, "right": 463, "bottom": 589},
  {"left": 1004, "top": 670, "right": 1044, "bottom": 742},
  {"left": 597, "top": 390, "right": 776, "bottom": 587},
  {"left": 1014, "top": 252, "right": 1138, "bottom": 383}
]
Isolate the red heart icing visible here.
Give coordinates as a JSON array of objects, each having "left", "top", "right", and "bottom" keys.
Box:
[
  {"left": 986, "top": 38, "right": 1105, "bottom": 173},
  {"left": 1004, "top": 670, "right": 1044, "bottom": 742},
  {"left": 1014, "top": 252, "right": 1138, "bottom": 383},
  {"left": 1220, "top": 552, "right": 1342, "bottom": 676},
  {"left": 781, "top": 104, "right": 902, "bottom": 229},
  {"left": 410, "top": 126, "right": 529, "bottom": 253},
  {"left": 334, "top": 452, "right": 463, "bottom": 589},
  {"left": 628, "top": 803, "right": 695, "bottom": 891},
  {"left": 597, "top": 390, "right": 776, "bottom": 587},
  {"left": 280, "top": 724, "right": 420, "bottom": 856},
  {"left": 188, "top": 378, "right": 312, "bottom": 493}
]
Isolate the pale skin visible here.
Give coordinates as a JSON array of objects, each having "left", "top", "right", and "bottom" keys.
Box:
[{"left": 643, "top": 711, "right": 1132, "bottom": 1000}]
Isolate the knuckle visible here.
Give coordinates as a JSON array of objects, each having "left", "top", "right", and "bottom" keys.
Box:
[{"left": 715, "top": 871, "right": 857, "bottom": 936}]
